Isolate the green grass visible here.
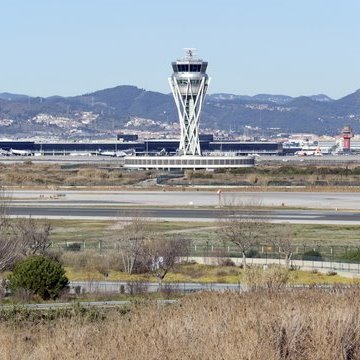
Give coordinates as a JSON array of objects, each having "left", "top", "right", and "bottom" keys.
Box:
[
  {"left": 173, "top": 223, "right": 360, "bottom": 247},
  {"left": 290, "top": 224, "right": 360, "bottom": 245},
  {"left": 48, "top": 219, "right": 214, "bottom": 245},
  {"left": 49, "top": 220, "right": 114, "bottom": 243},
  {"left": 47, "top": 219, "right": 360, "bottom": 253}
]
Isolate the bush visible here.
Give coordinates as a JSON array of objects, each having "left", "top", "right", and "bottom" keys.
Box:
[
  {"left": 187, "top": 170, "right": 213, "bottom": 179},
  {"left": 65, "top": 242, "right": 82, "bottom": 252},
  {"left": 326, "top": 270, "right": 337, "bottom": 276},
  {"left": 219, "top": 258, "right": 235, "bottom": 267},
  {"left": 245, "top": 249, "right": 259, "bottom": 258},
  {"left": 341, "top": 250, "right": 360, "bottom": 262},
  {"left": 302, "top": 250, "right": 323, "bottom": 261},
  {"left": 8, "top": 255, "right": 69, "bottom": 300}
]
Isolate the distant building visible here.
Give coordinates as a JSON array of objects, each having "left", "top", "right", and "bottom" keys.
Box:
[{"left": 116, "top": 134, "right": 138, "bottom": 142}]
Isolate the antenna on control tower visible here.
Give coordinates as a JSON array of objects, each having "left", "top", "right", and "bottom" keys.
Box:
[{"left": 184, "top": 48, "right": 197, "bottom": 60}]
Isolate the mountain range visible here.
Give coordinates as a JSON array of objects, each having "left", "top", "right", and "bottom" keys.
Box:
[{"left": 0, "top": 85, "right": 359, "bottom": 138}]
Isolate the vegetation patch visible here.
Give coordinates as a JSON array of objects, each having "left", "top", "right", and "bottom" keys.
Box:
[
  {"left": 1, "top": 289, "right": 360, "bottom": 358},
  {"left": 9, "top": 256, "right": 69, "bottom": 300}
]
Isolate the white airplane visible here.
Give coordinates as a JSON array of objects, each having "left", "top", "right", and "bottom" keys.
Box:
[
  {"left": 69, "top": 152, "right": 92, "bottom": 156},
  {"left": 115, "top": 151, "right": 130, "bottom": 157},
  {"left": 156, "top": 148, "right": 167, "bottom": 156},
  {"left": 100, "top": 149, "right": 135, "bottom": 157},
  {"left": 10, "top": 148, "right": 32, "bottom": 156},
  {"left": 295, "top": 146, "right": 323, "bottom": 157},
  {"left": 100, "top": 151, "right": 116, "bottom": 157}
]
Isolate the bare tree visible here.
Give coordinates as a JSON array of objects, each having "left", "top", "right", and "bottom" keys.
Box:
[
  {"left": 117, "top": 216, "right": 154, "bottom": 274},
  {"left": 15, "top": 217, "right": 51, "bottom": 255},
  {"left": 219, "top": 208, "right": 266, "bottom": 267},
  {"left": 0, "top": 189, "right": 52, "bottom": 271},
  {"left": 0, "top": 235, "right": 22, "bottom": 272},
  {"left": 150, "top": 237, "right": 190, "bottom": 285},
  {"left": 0, "top": 189, "right": 21, "bottom": 271},
  {"left": 270, "top": 224, "right": 294, "bottom": 269}
]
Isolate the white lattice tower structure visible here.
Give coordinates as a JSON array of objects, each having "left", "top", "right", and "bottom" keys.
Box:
[{"left": 169, "top": 49, "right": 210, "bottom": 156}]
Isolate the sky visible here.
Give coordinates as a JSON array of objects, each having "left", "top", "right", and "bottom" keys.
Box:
[{"left": 1, "top": 0, "right": 360, "bottom": 99}]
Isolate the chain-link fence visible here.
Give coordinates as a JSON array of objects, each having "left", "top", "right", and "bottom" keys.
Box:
[{"left": 54, "top": 240, "right": 360, "bottom": 266}]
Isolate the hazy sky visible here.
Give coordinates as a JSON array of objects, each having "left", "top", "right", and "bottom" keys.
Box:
[{"left": 1, "top": 0, "right": 360, "bottom": 99}]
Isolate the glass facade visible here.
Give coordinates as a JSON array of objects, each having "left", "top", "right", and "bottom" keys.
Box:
[{"left": 0, "top": 140, "right": 282, "bottom": 156}]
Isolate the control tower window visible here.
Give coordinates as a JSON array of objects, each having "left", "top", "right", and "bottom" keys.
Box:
[
  {"left": 190, "top": 64, "right": 201, "bottom": 72},
  {"left": 177, "top": 64, "right": 189, "bottom": 72}
]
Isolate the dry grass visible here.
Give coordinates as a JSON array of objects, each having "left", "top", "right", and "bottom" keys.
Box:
[
  {"left": 2, "top": 289, "right": 360, "bottom": 359},
  {"left": 174, "top": 165, "right": 360, "bottom": 188},
  {"left": 0, "top": 162, "right": 150, "bottom": 187},
  {"left": 2, "top": 161, "right": 360, "bottom": 189}
]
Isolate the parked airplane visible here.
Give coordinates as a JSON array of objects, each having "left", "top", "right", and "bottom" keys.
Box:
[
  {"left": 295, "top": 146, "right": 323, "bottom": 156},
  {"left": 156, "top": 148, "right": 167, "bottom": 156},
  {"left": 100, "top": 149, "right": 135, "bottom": 157},
  {"left": 69, "top": 152, "right": 92, "bottom": 156},
  {"left": 10, "top": 148, "right": 32, "bottom": 156}
]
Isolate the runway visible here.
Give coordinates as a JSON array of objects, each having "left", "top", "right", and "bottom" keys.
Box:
[
  {"left": 8, "top": 189, "right": 360, "bottom": 210},
  {"left": 5, "top": 190, "right": 360, "bottom": 224},
  {"left": 7, "top": 205, "right": 360, "bottom": 224}
]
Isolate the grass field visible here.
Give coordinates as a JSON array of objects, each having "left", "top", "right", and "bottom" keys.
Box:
[
  {"left": 48, "top": 219, "right": 360, "bottom": 247},
  {"left": 44, "top": 218, "right": 360, "bottom": 271},
  {"left": 64, "top": 263, "right": 353, "bottom": 285}
]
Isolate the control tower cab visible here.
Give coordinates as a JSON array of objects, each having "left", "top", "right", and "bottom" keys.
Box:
[{"left": 169, "top": 49, "right": 210, "bottom": 156}]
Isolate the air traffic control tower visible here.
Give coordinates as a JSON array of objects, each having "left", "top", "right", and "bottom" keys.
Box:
[
  {"left": 169, "top": 49, "right": 209, "bottom": 156},
  {"left": 124, "top": 50, "right": 254, "bottom": 170}
]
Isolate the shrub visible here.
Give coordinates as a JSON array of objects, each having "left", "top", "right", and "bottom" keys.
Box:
[
  {"left": 341, "top": 250, "right": 360, "bottom": 262},
  {"left": 302, "top": 250, "right": 323, "bottom": 261},
  {"left": 8, "top": 255, "right": 69, "bottom": 300},
  {"left": 246, "top": 248, "right": 259, "bottom": 258},
  {"left": 326, "top": 270, "right": 337, "bottom": 276},
  {"left": 187, "top": 171, "right": 213, "bottom": 179},
  {"left": 65, "top": 242, "right": 82, "bottom": 252},
  {"left": 219, "top": 258, "right": 235, "bottom": 267},
  {"left": 216, "top": 270, "right": 228, "bottom": 277}
]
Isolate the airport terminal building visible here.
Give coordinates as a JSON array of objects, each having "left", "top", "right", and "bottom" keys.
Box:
[{"left": 0, "top": 137, "right": 282, "bottom": 157}]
